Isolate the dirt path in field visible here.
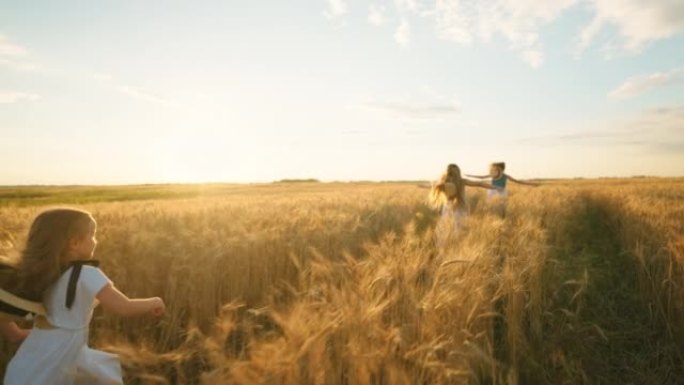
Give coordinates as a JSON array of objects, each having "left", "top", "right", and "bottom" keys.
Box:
[{"left": 489, "top": 193, "right": 684, "bottom": 385}]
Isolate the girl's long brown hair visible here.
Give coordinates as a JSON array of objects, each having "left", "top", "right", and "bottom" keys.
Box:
[
  {"left": 14, "top": 208, "right": 94, "bottom": 301},
  {"left": 429, "top": 164, "right": 466, "bottom": 209}
]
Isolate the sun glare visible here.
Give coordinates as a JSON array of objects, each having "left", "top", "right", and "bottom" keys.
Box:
[{"left": 152, "top": 133, "right": 247, "bottom": 183}]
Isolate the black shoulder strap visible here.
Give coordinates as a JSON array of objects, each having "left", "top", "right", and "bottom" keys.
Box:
[{"left": 65, "top": 260, "right": 100, "bottom": 309}]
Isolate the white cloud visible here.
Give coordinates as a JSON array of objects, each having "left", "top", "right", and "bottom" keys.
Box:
[
  {"left": 434, "top": 0, "right": 475, "bottom": 45},
  {"left": 395, "top": 0, "right": 424, "bottom": 14},
  {"left": 353, "top": 0, "right": 684, "bottom": 67},
  {"left": 0, "top": 91, "right": 40, "bottom": 104},
  {"left": 640, "top": 106, "right": 684, "bottom": 134},
  {"left": 0, "top": 58, "right": 38, "bottom": 71},
  {"left": 579, "top": 0, "right": 684, "bottom": 54},
  {"left": 365, "top": 100, "right": 459, "bottom": 119},
  {"left": 394, "top": 19, "right": 411, "bottom": 46},
  {"left": 522, "top": 104, "right": 684, "bottom": 153},
  {"left": 0, "top": 35, "right": 28, "bottom": 57},
  {"left": 369, "top": 4, "right": 387, "bottom": 25},
  {"left": 93, "top": 73, "right": 171, "bottom": 105},
  {"left": 521, "top": 49, "right": 543, "bottom": 68},
  {"left": 576, "top": 13, "right": 603, "bottom": 54},
  {"left": 609, "top": 68, "right": 684, "bottom": 99},
  {"left": 362, "top": 90, "right": 460, "bottom": 120},
  {"left": 431, "top": 0, "right": 576, "bottom": 67},
  {"left": 0, "top": 34, "right": 39, "bottom": 71},
  {"left": 324, "top": 0, "right": 348, "bottom": 19}
]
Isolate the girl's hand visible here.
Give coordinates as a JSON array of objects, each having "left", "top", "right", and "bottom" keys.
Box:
[
  {"left": 0, "top": 322, "right": 29, "bottom": 344},
  {"left": 149, "top": 297, "right": 166, "bottom": 317}
]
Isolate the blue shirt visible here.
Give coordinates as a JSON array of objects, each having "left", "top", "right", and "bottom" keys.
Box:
[{"left": 492, "top": 175, "right": 507, "bottom": 189}]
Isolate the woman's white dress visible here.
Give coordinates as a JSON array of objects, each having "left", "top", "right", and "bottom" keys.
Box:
[
  {"left": 4, "top": 266, "right": 122, "bottom": 385},
  {"left": 440, "top": 203, "right": 468, "bottom": 227}
]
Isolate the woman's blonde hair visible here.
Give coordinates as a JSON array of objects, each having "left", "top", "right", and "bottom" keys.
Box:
[
  {"left": 14, "top": 208, "right": 94, "bottom": 301},
  {"left": 429, "top": 164, "right": 465, "bottom": 209}
]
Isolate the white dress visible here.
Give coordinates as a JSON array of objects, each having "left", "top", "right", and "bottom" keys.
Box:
[
  {"left": 486, "top": 188, "right": 508, "bottom": 199},
  {"left": 4, "top": 266, "right": 122, "bottom": 385},
  {"left": 441, "top": 203, "right": 468, "bottom": 226}
]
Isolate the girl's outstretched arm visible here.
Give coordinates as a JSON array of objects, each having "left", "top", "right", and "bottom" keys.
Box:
[
  {"left": 96, "top": 284, "right": 165, "bottom": 317},
  {"left": 506, "top": 174, "right": 540, "bottom": 186},
  {"left": 0, "top": 321, "right": 29, "bottom": 343},
  {"left": 464, "top": 180, "right": 500, "bottom": 190},
  {"left": 465, "top": 174, "right": 490, "bottom": 179}
]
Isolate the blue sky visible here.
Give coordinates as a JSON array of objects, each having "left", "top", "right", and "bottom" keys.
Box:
[{"left": 0, "top": 0, "right": 683, "bottom": 184}]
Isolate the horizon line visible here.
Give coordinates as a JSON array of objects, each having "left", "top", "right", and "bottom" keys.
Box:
[{"left": 1, "top": 175, "right": 683, "bottom": 188}]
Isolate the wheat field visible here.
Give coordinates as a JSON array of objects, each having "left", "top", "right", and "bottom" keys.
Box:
[{"left": 0, "top": 179, "right": 683, "bottom": 384}]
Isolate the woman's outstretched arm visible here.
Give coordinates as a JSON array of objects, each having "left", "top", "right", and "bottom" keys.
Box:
[
  {"left": 465, "top": 174, "right": 490, "bottom": 179},
  {"left": 464, "top": 180, "right": 500, "bottom": 190}
]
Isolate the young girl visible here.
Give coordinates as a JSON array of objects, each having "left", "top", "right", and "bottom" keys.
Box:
[
  {"left": 4, "top": 208, "right": 165, "bottom": 385},
  {"left": 430, "top": 164, "right": 499, "bottom": 229},
  {"left": 466, "top": 162, "right": 539, "bottom": 216}
]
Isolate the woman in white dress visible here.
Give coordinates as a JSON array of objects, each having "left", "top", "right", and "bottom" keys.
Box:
[
  {"left": 4, "top": 208, "right": 165, "bottom": 385},
  {"left": 429, "top": 164, "right": 496, "bottom": 248},
  {"left": 430, "top": 163, "right": 499, "bottom": 232}
]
